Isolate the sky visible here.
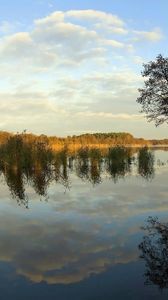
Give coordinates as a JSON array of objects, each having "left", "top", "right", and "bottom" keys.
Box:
[{"left": 0, "top": 0, "right": 167, "bottom": 138}]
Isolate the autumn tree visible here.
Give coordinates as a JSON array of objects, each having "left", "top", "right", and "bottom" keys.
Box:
[{"left": 137, "top": 54, "right": 168, "bottom": 126}]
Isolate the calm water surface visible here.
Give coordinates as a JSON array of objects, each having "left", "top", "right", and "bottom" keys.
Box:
[{"left": 0, "top": 150, "right": 168, "bottom": 299}]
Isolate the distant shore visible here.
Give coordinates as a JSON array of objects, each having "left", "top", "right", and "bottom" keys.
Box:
[{"left": 0, "top": 131, "right": 167, "bottom": 152}]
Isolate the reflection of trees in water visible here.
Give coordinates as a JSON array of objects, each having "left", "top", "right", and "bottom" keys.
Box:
[
  {"left": 138, "top": 147, "right": 155, "bottom": 180},
  {"left": 139, "top": 217, "right": 168, "bottom": 289},
  {"left": 0, "top": 141, "right": 162, "bottom": 206},
  {"left": 76, "top": 147, "right": 90, "bottom": 182},
  {"left": 31, "top": 168, "right": 52, "bottom": 197},
  {"left": 0, "top": 134, "right": 55, "bottom": 207},
  {"left": 106, "top": 147, "right": 132, "bottom": 182},
  {"left": 4, "top": 168, "right": 28, "bottom": 208},
  {"left": 53, "top": 149, "right": 71, "bottom": 190},
  {"left": 90, "top": 159, "right": 102, "bottom": 185},
  {"left": 75, "top": 148, "right": 102, "bottom": 185}
]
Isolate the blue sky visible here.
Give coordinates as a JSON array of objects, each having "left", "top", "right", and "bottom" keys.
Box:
[{"left": 0, "top": 0, "right": 167, "bottom": 138}]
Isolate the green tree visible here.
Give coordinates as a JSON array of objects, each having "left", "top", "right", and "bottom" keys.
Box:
[{"left": 137, "top": 54, "right": 168, "bottom": 126}]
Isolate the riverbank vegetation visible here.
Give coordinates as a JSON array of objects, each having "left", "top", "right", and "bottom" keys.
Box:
[
  {"left": 0, "top": 133, "right": 160, "bottom": 206},
  {"left": 0, "top": 131, "right": 168, "bottom": 152}
]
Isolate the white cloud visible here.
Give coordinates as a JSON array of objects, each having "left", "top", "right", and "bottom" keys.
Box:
[
  {"left": 65, "top": 9, "right": 125, "bottom": 27},
  {"left": 94, "top": 23, "right": 128, "bottom": 35},
  {"left": 0, "top": 10, "right": 137, "bottom": 70},
  {"left": 76, "top": 111, "right": 143, "bottom": 120},
  {"left": 0, "top": 10, "right": 165, "bottom": 137},
  {"left": 35, "top": 11, "right": 65, "bottom": 25},
  {"left": 102, "top": 39, "right": 125, "bottom": 48},
  {"left": 0, "top": 32, "right": 33, "bottom": 59},
  {"left": 133, "top": 27, "right": 163, "bottom": 42}
]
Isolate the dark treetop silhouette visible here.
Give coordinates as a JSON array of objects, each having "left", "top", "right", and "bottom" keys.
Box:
[{"left": 137, "top": 54, "right": 168, "bottom": 126}]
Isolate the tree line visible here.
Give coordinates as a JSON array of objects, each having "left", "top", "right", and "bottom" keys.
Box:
[{"left": 0, "top": 131, "right": 167, "bottom": 150}]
